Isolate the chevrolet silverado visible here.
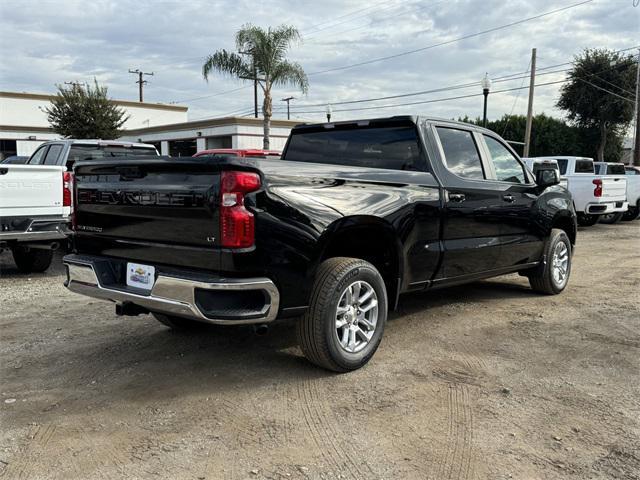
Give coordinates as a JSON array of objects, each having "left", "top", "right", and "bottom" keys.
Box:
[{"left": 63, "top": 117, "right": 577, "bottom": 371}]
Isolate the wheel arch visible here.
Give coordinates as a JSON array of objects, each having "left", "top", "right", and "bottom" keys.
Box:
[
  {"left": 313, "top": 216, "right": 404, "bottom": 309},
  {"left": 551, "top": 211, "right": 577, "bottom": 246}
]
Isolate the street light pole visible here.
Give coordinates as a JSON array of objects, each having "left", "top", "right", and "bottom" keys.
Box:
[
  {"left": 481, "top": 73, "right": 491, "bottom": 128},
  {"left": 281, "top": 96, "right": 294, "bottom": 120},
  {"left": 326, "top": 104, "right": 332, "bottom": 123}
]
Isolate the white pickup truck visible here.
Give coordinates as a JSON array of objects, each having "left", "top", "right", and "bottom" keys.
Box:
[
  {"left": 537, "top": 156, "right": 628, "bottom": 226},
  {"left": 522, "top": 158, "right": 568, "bottom": 189},
  {"left": 623, "top": 166, "right": 640, "bottom": 221},
  {"left": 593, "top": 162, "right": 633, "bottom": 224},
  {"left": 0, "top": 164, "right": 72, "bottom": 272}
]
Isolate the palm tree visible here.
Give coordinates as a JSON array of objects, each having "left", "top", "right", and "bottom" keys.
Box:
[{"left": 203, "top": 24, "right": 309, "bottom": 149}]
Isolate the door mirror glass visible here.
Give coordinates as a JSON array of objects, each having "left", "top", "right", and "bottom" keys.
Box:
[{"left": 535, "top": 168, "right": 560, "bottom": 188}]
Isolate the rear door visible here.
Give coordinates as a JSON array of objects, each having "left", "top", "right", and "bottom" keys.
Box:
[
  {"left": 479, "top": 134, "right": 544, "bottom": 268},
  {"left": 430, "top": 125, "right": 504, "bottom": 278}
]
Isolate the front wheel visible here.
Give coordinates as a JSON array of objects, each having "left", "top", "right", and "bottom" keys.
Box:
[
  {"left": 297, "top": 257, "right": 387, "bottom": 372},
  {"left": 529, "top": 229, "right": 572, "bottom": 295},
  {"left": 599, "top": 212, "right": 623, "bottom": 224},
  {"left": 577, "top": 213, "right": 599, "bottom": 227}
]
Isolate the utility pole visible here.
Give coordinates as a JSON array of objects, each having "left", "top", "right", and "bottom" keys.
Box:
[
  {"left": 523, "top": 48, "right": 537, "bottom": 157},
  {"left": 281, "top": 97, "right": 294, "bottom": 120},
  {"left": 633, "top": 48, "right": 640, "bottom": 166},
  {"left": 128, "top": 69, "right": 154, "bottom": 102},
  {"left": 239, "top": 51, "right": 262, "bottom": 118}
]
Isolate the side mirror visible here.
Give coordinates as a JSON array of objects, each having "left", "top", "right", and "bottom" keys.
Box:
[{"left": 535, "top": 168, "right": 560, "bottom": 188}]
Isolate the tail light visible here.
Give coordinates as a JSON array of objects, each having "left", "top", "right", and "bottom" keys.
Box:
[
  {"left": 592, "top": 179, "right": 602, "bottom": 197},
  {"left": 63, "top": 171, "right": 73, "bottom": 207},
  {"left": 220, "top": 171, "right": 260, "bottom": 248}
]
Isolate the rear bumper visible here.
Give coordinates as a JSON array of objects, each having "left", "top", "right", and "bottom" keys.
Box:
[
  {"left": 63, "top": 254, "right": 280, "bottom": 325},
  {"left": 585, "top": 201, "right": 628, "bottom": 214},
  {"left": 0, "top": 217, "right": 71, "bottom": 242}
]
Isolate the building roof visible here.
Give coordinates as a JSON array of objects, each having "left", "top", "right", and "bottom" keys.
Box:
[
  {"left": 123, "top": 116, "right": 303, "bottom": 135},
  {"left": 0, "top": 91, "right": 188, "bottom": 112}
]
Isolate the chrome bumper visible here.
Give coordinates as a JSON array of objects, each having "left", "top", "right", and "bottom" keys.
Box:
[
  {"left": 0, "top": 219, "right": 71, "bottom": 241},
  {"left": 586, "top": 201, "right": 628, "bottom": 214},
  {"left": 64, "top": 258, "right": 280, "bottom": 325}
]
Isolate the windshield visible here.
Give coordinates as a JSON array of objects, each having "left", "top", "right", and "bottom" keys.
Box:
[{"left": 283, "top": 124, "right": 427, "bottom": 171}]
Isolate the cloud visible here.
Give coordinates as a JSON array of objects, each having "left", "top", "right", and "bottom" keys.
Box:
[{"left": 0, "top": 0, "right": 637, "bottom": 125}]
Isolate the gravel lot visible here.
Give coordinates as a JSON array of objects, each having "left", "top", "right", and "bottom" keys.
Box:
[{"left": 1, "top": 222, "right": 639, "bottom": 480}]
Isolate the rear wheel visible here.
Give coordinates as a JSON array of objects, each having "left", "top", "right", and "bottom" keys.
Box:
[
  {"left": 152, "top": 313, "right": 204, "bottom": 330},
  {"left": 11, "top": 247, "right": 54, "bottom": 273},
  {"left": 599, "top": 212, "right": 623, "bottom": 224},
  {"left": 297, "top": 257, "right": 387, "bottom": 372},
  {"left": 577, "top": 213, "right": 599, "bottom": 227},
  {"left": 529, "top": 229, "right": 572, "bottom": 295}
]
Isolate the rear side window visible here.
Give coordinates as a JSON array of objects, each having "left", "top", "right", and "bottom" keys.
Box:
[
  {"left": 283, "top": 125, "right": 426, "bottom": 171},
  {"left": 483, "top": 135, "right": 526, "bottom": 183},
  {"left": 607, "top": 164, "right": 625, "bottom": 175},
  {"left": 575, "top": 160, "right": 594, "bottom": 173},
  {"left": 626, "top": 168, "right": 639, "bottom": 175},
  {"left": 436, "top": 127, "right": 484, "bottom": 180},
  {"left": 43, "top": 144, "right": 63, "bottom": 165},
  {"left": 28, "top": 146, "right": 48, "bottom": 165}
]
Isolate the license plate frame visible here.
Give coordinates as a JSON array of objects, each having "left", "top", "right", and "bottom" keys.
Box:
[{"left": 126, "top": 262, "right": 155, "bottom": 291}]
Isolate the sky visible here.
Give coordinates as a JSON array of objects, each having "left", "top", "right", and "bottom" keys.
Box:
[{"left": 0, "top": 0, "right": 638, "bottom": 125}]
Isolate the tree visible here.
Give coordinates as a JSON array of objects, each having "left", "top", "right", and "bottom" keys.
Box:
[
  {"left": 202, "top": 24, "right": 309, "bottom": 149},
  {"left": 557, "top": 48, "right": 636, "bottom": 162},
  {"left": 46, "top": 80, "right": 129, "bottom": 139}
]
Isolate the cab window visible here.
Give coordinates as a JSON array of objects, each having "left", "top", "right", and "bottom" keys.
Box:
[
  {"left": 43, "top": 144, "right": 63, "bottom": 165},
  {"left": 28, "top": 146, "right": 48, "bottom": 165},
  {"left": 436, "top": 127, "right": 485, "bottom": 180},
  {"left": 483, "top": 135, "right": 526, "bottom": 183}
]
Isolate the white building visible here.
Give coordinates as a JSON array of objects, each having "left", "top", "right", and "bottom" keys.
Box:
[
  {"left": 0, "top": 90, "right": 300, "bottom": 159},
  {"left": 119, "top": 116, "right": 300, "bottom": 156},
  {"left": 0, "top": 91, "right": 188, "bottom": 158}
]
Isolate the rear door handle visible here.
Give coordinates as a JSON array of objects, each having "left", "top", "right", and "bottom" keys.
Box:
[
  {"left": 502, "top": 194, "right": 515, "bottom": 203},
  {"left": 449, "top": 193, "right": 466, "bottom": 203}
]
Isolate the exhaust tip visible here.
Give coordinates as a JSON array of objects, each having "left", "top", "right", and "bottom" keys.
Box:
[{"left": 253, "top": 324, "right": 269, "bottom": 336}]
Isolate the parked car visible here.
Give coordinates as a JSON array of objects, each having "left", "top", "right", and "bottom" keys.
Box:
[
  {"left": 27, "top": 139, "right": 158, "bottom": 171},
  {"left": 593, "top": 162, "right": 630, "bottom": 224},
  {"left": 522, "top": 158, "right": 568, "bottom": 189},
  {"left": 64, "top": 116, "right": 576, "bottom": 371},
  {"left": 537, "top": 156, "right": 628, "bottom": 226},
  {"left": 622, "top": 166, "right": 640, "bottom": 221},
  {"left": 1, "top": 155, "right": 29, "bottom": 164},
  {"left": 193, "top": 148, "right": 280, "bottom": 158},
  {"left": 0, "top": 164, "right": 72, "bottom": 272}
]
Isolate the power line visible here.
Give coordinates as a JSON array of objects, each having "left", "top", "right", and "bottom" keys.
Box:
[
  {"left": 307, "top": 0, "right": 595, "bottom": 76},
  {"left": 577, "top": 78, "right": 635, "bottom": 103},
  {"left": 170, "top": 85, "right": 249, "bottom": 104},
  {"left": 286, "top": 80, "right": 569, "bottom": 115}
]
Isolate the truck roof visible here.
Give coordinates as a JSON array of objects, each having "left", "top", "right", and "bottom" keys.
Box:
[
  {"left": 291, "top": 115, "right": 495, "bottom": 134},
  {"left": 42, "top": 139, "right": 155, "bottom": 148}
]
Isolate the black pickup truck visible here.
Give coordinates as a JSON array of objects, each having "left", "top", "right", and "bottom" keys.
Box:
[{"left": 64, "top": 116, "right": 576, "bottom": 371}]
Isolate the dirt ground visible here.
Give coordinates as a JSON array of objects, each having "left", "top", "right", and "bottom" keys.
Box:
[{"left": 1, "top": 222, "right": 638, "bottom": 480}]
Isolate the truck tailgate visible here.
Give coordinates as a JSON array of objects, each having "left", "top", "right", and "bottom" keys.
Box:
[
  {"left": 601, "top": 176, "right": 627, "bottom": 200},
  {"left": 73, "top": 159, "right": 222, "bottom": 270},
  {"left": 0, "top": 165, "right": 65, "bottom": 217}
]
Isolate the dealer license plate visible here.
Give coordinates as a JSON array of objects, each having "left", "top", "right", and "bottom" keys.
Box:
[{"left": 126, "top": 262, "right": 155, "bottom": 290}]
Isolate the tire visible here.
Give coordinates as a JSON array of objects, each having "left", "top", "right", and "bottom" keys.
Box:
[
  {"left": 297, "top": 257, "right": 388, "bottom": 372},
  {"left": 152, "top": 313, "right": 204, "bottom": 330},
  {"left": 599, "top": 212, "right": 623, "bottom": 224},
  {"left": 577, "top": 213, "right": 599, "bottom": 227},
  {"left": 529, "top": 229, "right": 572, "bottom": 295},
  {"left": 11, "top": 247, "right": 54, "bottom": 273},
  {"left": 621, "top": 203, "right": 640, "bottom": 221}
]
